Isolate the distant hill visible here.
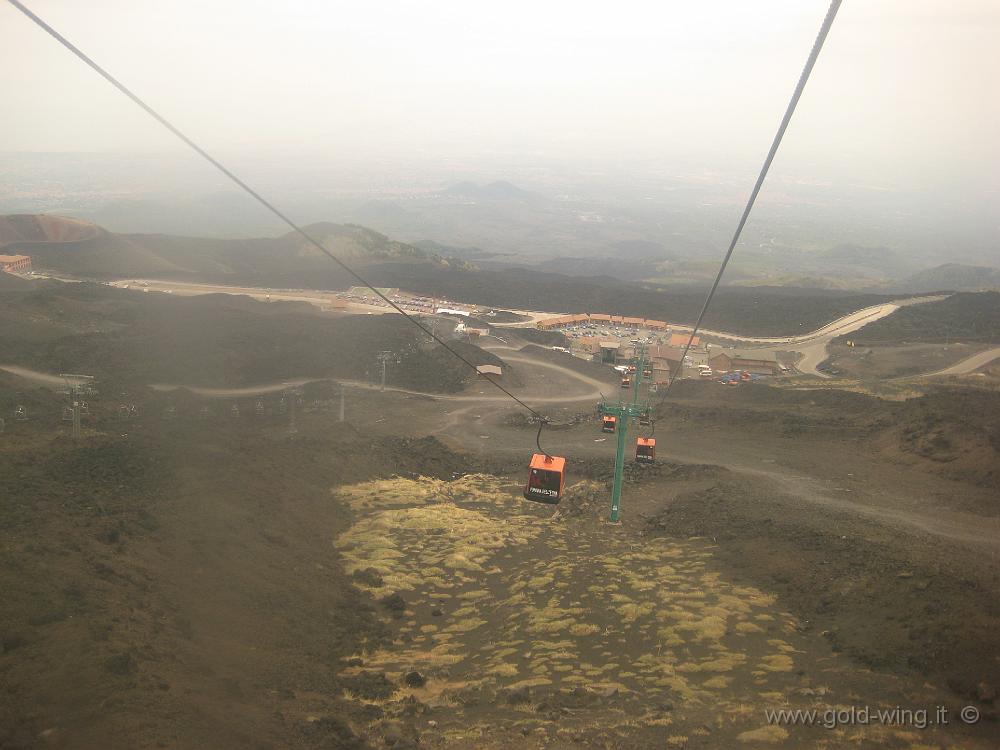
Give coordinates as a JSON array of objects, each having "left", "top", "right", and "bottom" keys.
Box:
[
  {"left": 1, "top": 214, "right": 187, "bottom": 277},
  {"left": 349, "top": 200, "right": 418, "bottom": 226},
  {"left": 444, "top": 181, "right": 536, "bottom": 201},
  {"left": 728, "top": 275, "right": 850, "bottom": 290},
  {"left": 534, "top": 256, "right": 658, "bottom": 282},
  {"left": 410, "top": 239, "right": 500, "bottom": 261},
  {"left": 0, "top": 214, "right": 104, "bottom": 246},
  {"left": 0, "top": 214, "right": 472, "bottom": 283},
  {"left": 1, "top": 214, "right": 909, "bottom": 337},
  {"left": 611, "top": 239, "right": 671, "bottom": 260},
  {"left": 901, "top": 263, "right": 1000, "bottom": 293},
  {"left": 530, "top": 241, "right": 673, "bottom": 281},
  {"left": 843, "top": 292, "right": 1000, "bottom": 344},
  {"left": 818, "top": 244, "right": 907, "bottom": 276}
]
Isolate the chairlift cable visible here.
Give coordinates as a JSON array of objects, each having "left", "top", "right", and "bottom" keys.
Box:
[
  {"left": 661, "top": 0, "right": 842, "bottom": 399},
  {"left": 6, "top": 0, "right": 547, "bottom": 420},
  {"left": 535, "top": 419, "right": 551, "bottom": 459}
]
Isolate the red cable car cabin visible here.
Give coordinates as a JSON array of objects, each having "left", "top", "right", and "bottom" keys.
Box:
[
  {"left": 636, "top": 437, "right": 656, "bottom": 463},
  {"left": 602, "top": 415, "right": 617, "bottom": 433},
  {"left": 524, "top": 454, "right": 565, "bottom": 503}
]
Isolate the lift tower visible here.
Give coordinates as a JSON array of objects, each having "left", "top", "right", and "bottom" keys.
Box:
[{"left": 599, "top": 344, "right": 650, "bottom": 523}]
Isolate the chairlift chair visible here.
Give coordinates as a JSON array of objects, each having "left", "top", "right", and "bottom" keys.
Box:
[
  {"left": 636, "top": 437, "right": 656, "bottom": 463},
  {"left": 524, "top": 420, "right": 565, "bottom": 504},
  {"left": 524, "top": 454, "right": 565, "bottom": 504}
]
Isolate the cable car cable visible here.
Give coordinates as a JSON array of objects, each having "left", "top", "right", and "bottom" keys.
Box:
[
  {"left": 6, "top": 0, "right": 548, "bottom": 421},
  {"left": 660, "top": 0, "right": 842, "bottom": 400},
  {"left": 534, "top": 419, "right": 551, "bottom": 460}
]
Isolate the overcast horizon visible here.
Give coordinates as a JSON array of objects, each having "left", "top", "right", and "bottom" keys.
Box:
[{"left": 2, "top": 1, "right": 998, "bottom": 189}]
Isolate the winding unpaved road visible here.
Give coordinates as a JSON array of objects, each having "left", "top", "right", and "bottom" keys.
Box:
[
  {"left": 95, "top": 276, "right": 945, "bottom": 379},
  {"left": 496, "top": 297, "right": 946, "bottom": 379},
  {"left": 789, "top": 300, "right": 947, "bottom": 378},
  {"left": 504, "top": 295, "right": 945, "bottom": 379},
  {"left": 4, "top": 338, "right": 998, "bottom": 551},
  {"left": 0, "top": 366, "right": 91, "bottom": 388},
  {"left": 146, "top": 355, "right": 609, "bottom": 404},
  {"left": 658, "top": 443, "right": 1000, "bottom": 549},
  {"left": 2, "top": 350, "right": 611, "bottom": 406},
  {"left": 793, "top": 305, "right": 901, "bottom": 377},
  {"left": 916, "top": 346, "right": 1000, "bottom": 378},
  {"left": 693, "top": 303, "right": 902, "bottom": 345}
]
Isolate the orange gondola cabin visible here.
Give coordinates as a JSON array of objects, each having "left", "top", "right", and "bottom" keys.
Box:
[
  {"left": 636, "top": 437, "right": 656, "bottom": 463},
  {"left": 602, "top": 414, "right": 617, "bottom": 433},
  {"left": 524, "top": 454, "right": 566, "bottom": 503}
]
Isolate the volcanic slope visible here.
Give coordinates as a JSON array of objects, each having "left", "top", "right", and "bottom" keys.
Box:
[
  {"left": 331, "top": 474, "right": 991, "bottom": 750},
  {"left": 0, "top": 213, "right": 461, "bottom": 282},
  {"left": 0, "top": 283, "right": 480, "bottom": 393}
]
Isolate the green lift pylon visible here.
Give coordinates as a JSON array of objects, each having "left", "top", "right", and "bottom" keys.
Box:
[{"left": 599, "top": 343, "right": 650, "bottom": 523}]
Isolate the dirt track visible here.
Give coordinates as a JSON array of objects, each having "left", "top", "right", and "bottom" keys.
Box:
[
  {"left": 4, "top": 346, "right": 997, "bottom": 552},
  {"left": 144, "top": 352, "right": 611, "bottom": 405},
  {"left": 918, "top": 346, "right": 1000, "bottom": 377},
  {"left": 0, "top": 365, "right": 90, "bottom": 388},
  {"left": 5, "top": 343, "right": 613, "bottom": 408},
  {"left": 203, "top": 349, "right": 999, "bottom": 554},
  {"left": 657, "top": 440, "right": 1000, "bottom": 549},
  {"left": 97, "top": 277, "right": 944, "bottom": 358},
  {"left": 792, "top": 305, "right": 905, "bottom": 377}
]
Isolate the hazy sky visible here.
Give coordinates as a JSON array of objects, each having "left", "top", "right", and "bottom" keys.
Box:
[{"left": 2, "top": 0, "right": 998, "bottom": 189}]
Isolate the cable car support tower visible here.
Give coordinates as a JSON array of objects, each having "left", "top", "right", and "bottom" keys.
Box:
[{"left": 599, "top": 344, "right": 649, "bottom": 523}]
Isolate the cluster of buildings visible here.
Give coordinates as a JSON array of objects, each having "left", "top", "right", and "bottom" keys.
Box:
[
  {"left": 536, "top": 313, "right": 668, "bottom": 331},
  {"left": 707, "top": 349, "right": 783, "bottom": 376},
  {"left": 536, "top": 311, "right": 782, "bottom": 382},
  {"left": 337, "top": 287, "right": 481, "bottom": 318},
  {"left": 0, "top": 254, "right": 32, "bottom": 274},
  {"left": 633, "top": 344, "right": 781, "bottom": 384}
]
